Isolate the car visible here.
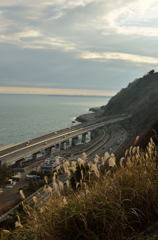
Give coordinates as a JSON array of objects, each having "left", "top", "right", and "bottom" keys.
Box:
[
  {"left": 26, "top": 141, "right": 30, "bottom": 146},
  {"left": 5, "top": 185, "right": 13, "bottom": 189},
  {"left": 0, "top": 188, "right": 3, "bottom": 193},
  {"left": 12, "top": 181, "right": 17, "bottom": 186}
]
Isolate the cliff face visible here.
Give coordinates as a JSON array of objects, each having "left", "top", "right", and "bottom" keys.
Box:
[{"left": 102, "top": 71, "right": 158, "bottom": 131}]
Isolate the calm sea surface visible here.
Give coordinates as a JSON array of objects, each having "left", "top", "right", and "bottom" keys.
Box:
[{"left": 0, "top": 94, "right": 110, "bottom": 146}]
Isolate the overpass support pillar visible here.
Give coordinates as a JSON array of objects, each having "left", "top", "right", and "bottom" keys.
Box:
[
  {"left": 91, "top": 130, "right": 97, "bottom": 140},
  {"left": 82, "top": 133, "right": 87, "bottom": 143},
  {"left": 17, "top": 159, "right": 24, "bottom": 167},
  {"left": 32, "top": 153, "right": 37, "bottom": 161},
  {"left": 65, "top": 140, "right": 70, "bottom": 149},
  {"left": 45, "top": 147, "right": 52, "bottom": 156},
  {"left": 55, "top": 143, "right": 60, "bottom": 150},
  {"left": 51, "top": 145, "right": 55, "bottom": 152},
  {"left": 88, "top": 131, "right": 92, "bottom": 141},
  {"left": 72, "top": 136, "right": 78, "bottom": 147},
  {"left": 60, "top": 142, "right": 65, "bottom": 151}
]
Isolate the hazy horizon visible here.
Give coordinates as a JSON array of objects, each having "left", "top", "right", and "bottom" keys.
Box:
[{"left": 0, "top": 86, "right": 116, "bottom": 97}]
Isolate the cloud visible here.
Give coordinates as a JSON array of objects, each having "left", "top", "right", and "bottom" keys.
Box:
[
  {"left": 1, "top": 0, "right": 157, "bottom": 63},
  {"left": 1, "top": 0, "right": 158, "bottom": 52},
  {"left": 104, "top": 0, "right": 158, "bottom": 37},
  {"left": 16, "top": 30, "right": 41, "bottom": 38},
  {"left": 79, "top": 51, "right": 158, "bottom": 64},
  {"left": 23, "top": 38, "right": 77, "bottom": 51},
  {"left": 0, "top": 30, "right": 78, "bottom": 52},
  {"left": 108, "top": 26, "right": 158, "bottom": 37},
  {"left": 0, "top": 0, "right": 158, "bottom": 92}
]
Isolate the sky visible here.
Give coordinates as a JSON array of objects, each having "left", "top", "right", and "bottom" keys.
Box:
[{"left": 0, "top": 0, "right": 158, "bottom": 95}]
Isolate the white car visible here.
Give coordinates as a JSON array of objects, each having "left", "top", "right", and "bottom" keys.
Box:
[
  {"left": 0, "top": 188, "right": 3, "bottom": 193},
  {"left": 26, "top": 141, "right": 30, "bottom": 146},
  {"left": 5, "top": 185, "right": 13, "bottom": 189}
]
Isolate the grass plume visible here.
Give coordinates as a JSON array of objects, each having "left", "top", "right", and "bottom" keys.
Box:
[{"left": 1, "top": 139, "right": 158, "bottom": 240}]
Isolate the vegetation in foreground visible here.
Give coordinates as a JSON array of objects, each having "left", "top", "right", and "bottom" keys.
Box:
[
  {"left": 0, "top": 165, "right": 13, "bottom": 187},
  {"left": 1, "top": 138, "right": 158, "bottom": 240}
]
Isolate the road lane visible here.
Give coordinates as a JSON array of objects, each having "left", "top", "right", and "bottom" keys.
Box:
[
  {"left": 0, "top": 117, "right": 129, "bottom": 222},
  {"left": 0, "top": 116, "right": 129, "bottom": 165}
]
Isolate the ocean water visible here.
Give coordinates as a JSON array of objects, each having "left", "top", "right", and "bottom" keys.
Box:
[{"left": 0, "top": 94, "right": 110, "bottom": 146}]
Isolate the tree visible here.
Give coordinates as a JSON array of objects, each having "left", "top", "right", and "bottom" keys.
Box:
[
  {"left": 148, "top": 69, "right": 155, "bottom": 74},
  {"left": 0, "top": 164, "right": 13, "bottom": 186}
]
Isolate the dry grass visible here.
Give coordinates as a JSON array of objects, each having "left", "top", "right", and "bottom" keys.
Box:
[{"left": 1, "top": 139, "right": 158, "bottom": 240}]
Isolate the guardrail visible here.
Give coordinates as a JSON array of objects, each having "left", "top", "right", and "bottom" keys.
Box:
[{"left": 0, "top": 116, "right": 128, "bottom": 166}]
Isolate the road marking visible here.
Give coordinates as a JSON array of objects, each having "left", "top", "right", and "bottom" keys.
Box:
[
  {"left": 0, "top": 122, "right": 105, "bottom": 160},
  {"left": 0, "top": 116, "right": 128, "bottom": 161}
]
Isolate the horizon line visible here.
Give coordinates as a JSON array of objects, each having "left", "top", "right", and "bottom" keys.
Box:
[{"left": 0, "top": 86, "right": 116, "bottom": 97}]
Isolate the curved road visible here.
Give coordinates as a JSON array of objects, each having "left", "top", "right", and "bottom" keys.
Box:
[{"left": 0, "top": 116, "right": 129, "bottom": 166}]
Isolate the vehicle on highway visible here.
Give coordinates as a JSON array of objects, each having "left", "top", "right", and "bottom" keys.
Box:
[
  {"left": 5, "top": 179, "right": 16, "bottom": 189},
  {"left": 5, "top": 185, "right": 13, "bottom": 189},
  {"left": 26, "top": 174, "right": 41, "bottom": 180},
  {"left": 26, "top": 141, "right": 30, "bottom": 146},
  {"left": 24, "top": 154, "right": 32, "bottom": 161},
  {"left": 12, "top": 172, "right": 24, "bottom": 181}
]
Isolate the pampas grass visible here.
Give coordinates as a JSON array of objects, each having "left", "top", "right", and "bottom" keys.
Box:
[{"left": 1, "top": 138, "right": 158, "bottom": 240}]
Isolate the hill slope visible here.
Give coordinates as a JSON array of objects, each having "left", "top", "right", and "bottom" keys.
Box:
[{"left": 101, "top": 71, "right": 158, "bottom": 131}]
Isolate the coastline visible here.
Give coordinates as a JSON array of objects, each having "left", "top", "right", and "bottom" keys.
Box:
[{"left": 76, "top": 106, "right": 104, "bottom": 123}]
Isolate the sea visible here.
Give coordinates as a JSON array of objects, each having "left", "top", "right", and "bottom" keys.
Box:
[{"left": 0, "top": 94, "right": 110, "bottom": 146}]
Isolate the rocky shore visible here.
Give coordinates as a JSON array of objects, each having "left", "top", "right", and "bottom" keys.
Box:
[{"left": 76, "top": 107, "right": 104, "bottom": 123}]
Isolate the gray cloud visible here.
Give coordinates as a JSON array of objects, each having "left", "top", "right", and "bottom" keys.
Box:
[{"left": 0, "top": 0, "right": 157, "bottom": 92}]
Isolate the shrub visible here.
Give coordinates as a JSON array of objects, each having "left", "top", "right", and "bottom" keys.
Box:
[{"left": 1, "top": 139, "right": 158, "bottom": 240}]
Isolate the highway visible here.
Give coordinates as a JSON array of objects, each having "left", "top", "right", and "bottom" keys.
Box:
[
  {"left": 0, "top": 116, "right": 128, "bottom": 166},
  {"left": 0, "top": 115, "right": 130, "bottom": 223},
  {"left": 0, "top": 128, "right": 106, "bottom": 220},
  {"left": 0, "top": 125, "right": 83, "bottom": 156}
]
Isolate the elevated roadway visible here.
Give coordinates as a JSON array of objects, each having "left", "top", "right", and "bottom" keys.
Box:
[
  {"left": 0, "top": 116, "right": 129, "bottom": 166},
  {"left": 0, "top": 115, "right": 130, "bottom": 222}
]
